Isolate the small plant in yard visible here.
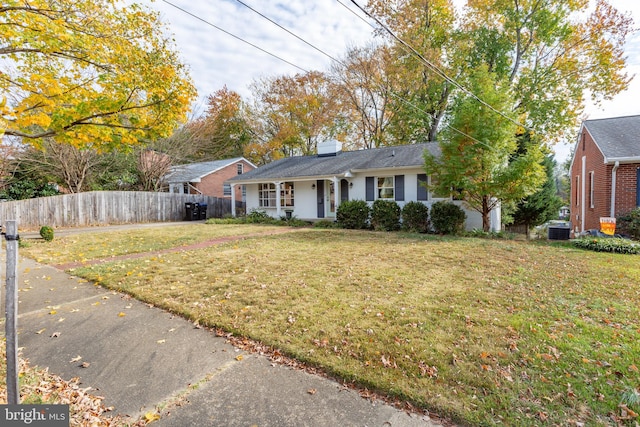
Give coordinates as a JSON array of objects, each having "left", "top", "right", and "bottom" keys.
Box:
[
  {"left": 245, "top": 209, "right": 273, "bottom": 224},
  {"left": 572, "top": 237, "right": 640, "bottom": 254},
  {"left": 617, "top": 207, "right": 640, "bottom": 240},
  {"left": 401, "top": 201, "right": 429, "bottom": 233},
  {"left": 336, "top": 200, "right": 370, "bottom": 229},
  {"left": 39, "top": 225, "right": 54, "bottom": 241},
  {"left": 465, "top": 228, "right": 515, "bottom": 239},
  {"left": 430, "top": 201, "right": 466, "bottom": 235},
  {"left": 370, "top": 199, "right": 401, "bottom": 231}
]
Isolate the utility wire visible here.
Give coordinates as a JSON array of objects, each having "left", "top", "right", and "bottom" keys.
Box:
[
  {"left": 347, "top": 0, "right": 534, "bottom": 134},
  {"left": 231, "top": 0, "right": 346, "bottom": 67},
  {"left": 160, "top": 0, "right": 308, "bottom": 73}
]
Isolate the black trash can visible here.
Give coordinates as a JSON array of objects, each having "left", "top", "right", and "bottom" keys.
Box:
[
  {"left": 185, "top": 202, "right": 199, "bottom": 221},
  {"left": 199, "top": 204, "right": 208, "bottom": 220}
]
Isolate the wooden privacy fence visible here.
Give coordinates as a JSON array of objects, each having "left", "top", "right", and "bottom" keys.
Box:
[{"left": 0, "top": 191, "right": 245, "bottom": 230}]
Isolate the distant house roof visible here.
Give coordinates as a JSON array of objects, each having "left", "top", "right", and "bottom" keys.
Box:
[
  {"left": 583, "top": 115, "right": 640, "bottom": 162},
  {"left": 165, "top": 157, "right": 254, "bottom": 183},
  {"left": 228, "top": 143, "right": 439, "bottom": 183}
]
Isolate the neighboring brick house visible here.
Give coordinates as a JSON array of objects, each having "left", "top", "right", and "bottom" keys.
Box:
[
  {"left": 164, "top": 158, "right": 256, "bottom": 201},
  {"left": 570, "top": 115, "right": 640, "bottom": 235}
]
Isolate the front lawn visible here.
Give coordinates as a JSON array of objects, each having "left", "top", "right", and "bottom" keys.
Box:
[{"left": 22, "top": 226, "right": 640, "bottom": 425}]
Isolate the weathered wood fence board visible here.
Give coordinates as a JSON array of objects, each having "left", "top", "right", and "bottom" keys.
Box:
[{"left": 0, "top": 191, "right": 244, "bottom": 230}]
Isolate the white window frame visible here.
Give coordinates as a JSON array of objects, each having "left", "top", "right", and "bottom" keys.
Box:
[
  {"left": 223, "top": 183, "right": 231, "bottom": 196},
  {"left": 376, "top": 176, "right": 394, "bottom": 200},
  {"left": 259, "top": 183, "right": 277, "bottom": 207},
  {"left": 237, "top": 163, "right": 244, "bottom": 175}
]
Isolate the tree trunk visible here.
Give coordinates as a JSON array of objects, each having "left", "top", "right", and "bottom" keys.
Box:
[{"left": 482, "top": 196, "right": 490, "bottom": 232}]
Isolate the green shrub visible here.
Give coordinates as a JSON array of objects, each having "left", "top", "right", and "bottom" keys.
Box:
[
  {"left": 571, "top": 237, "right": 640, "bottom": 254},
  {"left": 617, "top": 207, "right": 640, "bottom": 240},
  {"left": 371, "top": 199, "right": 401, "bottom": 231},
  {"left": 401, "top": 201, "right": 430, "bottom": 233},
  {"left": 245, "top": 209, "right": 273, "bottom": 224},
  {"left": 465, "top": 228, "right": 515, "bottom": 239},
  {"left": 430, "top": 201, "right": 466, "bottom": 235},
  {"left": 39, "top": 225, "right": 54, "bottom": 242},
  {"left": 337, "top": 200, "right": 370, "bottom": 229},
  {"left": 279, "top": 216, "right": 309, "bottom": 227}
]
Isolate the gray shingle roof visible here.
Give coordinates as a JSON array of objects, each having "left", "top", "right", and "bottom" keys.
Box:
[
  {"left": 165, "top": 158, "right": 245, "bottom": 183},
  {"left": 228, "top": 143, "right": 440, "bottom": 183},
  {"left": 584, "top": 115, "right": 640, "bottom": 160}
]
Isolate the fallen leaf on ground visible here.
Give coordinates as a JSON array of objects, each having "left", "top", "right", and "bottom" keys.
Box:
[
  {"left": 81, "top": 362, "right": 90, "bottom": 368},
  {"left": 35, "top": 329, "right": 46, "bottom": 335},
  {"left": 70, "top": 356, "right": 82, "bottom": 363},
  {"left": 51, "top": 332, "right": 61, "bottom": 338},
  {"left": 145, "top": 412, "right": 160, "bottom": 422},
  {"left": 118, "top": 312, "right": 126, "bottom": 317},
  {"left": 157, "top": 339, "right": 166, "bottom": 344},
  {"left": 308, "top": 388, "right": 317, "bottom": 395}
]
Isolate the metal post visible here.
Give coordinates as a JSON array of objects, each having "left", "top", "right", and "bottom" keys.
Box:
[{"left": 5, "top": 220, "right": 20, "bottom": 404}]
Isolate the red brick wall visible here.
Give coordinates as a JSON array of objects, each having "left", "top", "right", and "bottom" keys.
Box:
[
  {"left": 193, "top": 160, "right": 254, "bottom": 199},
  {"left": 570, "top": 127, "right": 640, "bottom": 233},
  {"left": 616, "top": 164, "right": 639, "bottom": 216}
]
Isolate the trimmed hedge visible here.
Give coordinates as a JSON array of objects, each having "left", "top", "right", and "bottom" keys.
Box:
[
  {"left": 401, "top": 201, "right": 430, "bottom": 233},
  {"left": 430, "top": 201, "right": 466, "bottom": 235},
  {"left": 571, "top": 237, "right": 640, "bottom": 254},
  {"left": 337, "top": 200, "right": 371, "bottom": 229},
  {"left": 371, "top": 200, "right": 401, "bottom": 231}
]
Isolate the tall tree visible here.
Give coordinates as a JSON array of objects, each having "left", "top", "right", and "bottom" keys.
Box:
[
  {"left": 331, "top": 44, "right": 400, "bottom": 149},
  {"left": 367, "top": 0, "right": 458, "bottom": 144},
  {"left": 246, "top": 71, "right": 344, "bottom": 163},
  {"left": 1, "top": 0, "right": 196, "bottom": 150},
  {"left": 187, "top": 87, "right": 251, "bottom": 161},
  {"left": 512, "top": 155, "right": 564, "bottom": 238},
  {"left": 424, "top": 66, "right": 545, "bottom": 231},
  {"left": 367, "top": 0, "right": 633, "bottom": 145}
]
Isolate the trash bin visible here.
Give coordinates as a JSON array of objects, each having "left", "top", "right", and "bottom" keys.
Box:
[
  {"left": 185, "top": 202, "right": 199, "bottom": 221},
  {"left": 548, "top": 225, "right": 570, "bottom": 240},
  {"left": 199, "top": 204, "right": 208, "bottom": 220}
]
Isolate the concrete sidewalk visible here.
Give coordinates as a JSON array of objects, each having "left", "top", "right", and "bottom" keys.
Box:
[{"left": 9, "top": 250, "right": 447, "bottom": 426}]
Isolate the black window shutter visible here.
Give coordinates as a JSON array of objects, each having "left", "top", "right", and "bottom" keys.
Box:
[
  {"left": 366, "top": 177, "right": 374, "bottom": 201},
  {"left": 417, "top": 174, "right": 428, "bottom": 201},
  {"left": 395, "top": 175, "right": 405, "bottom": 201}
]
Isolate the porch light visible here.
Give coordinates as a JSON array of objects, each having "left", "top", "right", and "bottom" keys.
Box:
[
  {"left": 311, "top": 183, "right": 316, "bottom": 189},
  {"left": 349, "top": 182, "right": 353, "bottom": 189}
]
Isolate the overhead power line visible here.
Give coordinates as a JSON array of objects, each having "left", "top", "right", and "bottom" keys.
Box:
[{"left": 160, "top": 0, "right": 308, "bottom": 73}]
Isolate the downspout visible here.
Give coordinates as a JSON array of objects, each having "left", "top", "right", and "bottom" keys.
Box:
[
  {"left": 230, "top": 183, "right": 236, "bottom": 217},
  {"left": 581, "top": 156, "right": 586, "bottom": 233},
  {"left": 610, "top": 161, "right": 619, "bottom": 218}
]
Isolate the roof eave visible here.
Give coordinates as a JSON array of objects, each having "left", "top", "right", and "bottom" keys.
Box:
[{"left": 604, "top": 156, "right": 640, "bottom": 165}]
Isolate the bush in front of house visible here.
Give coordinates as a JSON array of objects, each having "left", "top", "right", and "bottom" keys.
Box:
[
  {"left": 245, "top": 209, "right": 272, "bottom": 224},
  {"left": 336, "top": 200, "right": 371, "bottom": 229},
  {"left": 371, "top": 199, "right": 401, "bottom": 231},
  {"left": 401, "top": 201, "right": 430, "bottom": 233},
  {"left": 39, "top": 225, "right": 54, "bottom": 242},
  {"left": 430, "top": 201, "right": 466, "bottom": 235},
  {"left": 617, "top": 207, "right": 640, "bottom": 240},
  {"left": 571, "top": 237, "right": 640, "bottom": 254}
]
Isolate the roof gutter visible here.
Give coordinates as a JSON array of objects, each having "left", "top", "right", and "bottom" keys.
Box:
[
  {"left": 604, "top": 156, "right": 640, "bottom": 165},
  {"left": 610, "top": 161, "right": 619, "bottom": 217}
]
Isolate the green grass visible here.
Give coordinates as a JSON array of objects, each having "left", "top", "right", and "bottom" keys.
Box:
[
  {"left": 20, "top": 223, "right": 286, "bottom": 264},
  {"left": 20, "top": 225, "right": 640, "bottom": 425}
]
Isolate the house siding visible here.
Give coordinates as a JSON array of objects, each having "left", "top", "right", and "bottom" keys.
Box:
[
  {"left": 570, "top": 126, "right": 640, "bottom": 234},
  {"left": 192, "top": 160, "right": 254, "bottom": 200}
]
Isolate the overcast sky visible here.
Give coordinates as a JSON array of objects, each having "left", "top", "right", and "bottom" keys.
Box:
[{"left": 141, "top": 0, "right": 640, "bottom": 162}]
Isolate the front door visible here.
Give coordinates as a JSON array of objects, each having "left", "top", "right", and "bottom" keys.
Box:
[
  {"left": 326, "top": 181, "right": 336, "bottom": 218},
  {"left": 316, "top": 180, "right": 324, "bottom": 218}
]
